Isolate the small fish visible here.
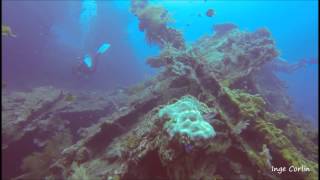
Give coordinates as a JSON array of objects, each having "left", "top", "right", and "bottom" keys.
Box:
[
  {"left": 184, "top": 144, "right": 193, "bottom": 153},
  {"left": 138, "top": 22, "right": 145, "bottom": 31},
  {"left": 65, "top": 94, "right": 76, "bottom": 102},
  {"left": 206, "top": 9, "right": 215, "bottom": 17},
  {"left": 160, "top": 10, "right": 168, "bottom": 19},
  {"left": 33, "top": 138, "right": 47, "bottom": 147},
  {"left": 2, "top": 25, "right": 17, "bottom": 37}
]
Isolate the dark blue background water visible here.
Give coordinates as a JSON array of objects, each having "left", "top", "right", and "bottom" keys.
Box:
[{"left": 2, "top": 1, "right": 318, "bottom": 124}]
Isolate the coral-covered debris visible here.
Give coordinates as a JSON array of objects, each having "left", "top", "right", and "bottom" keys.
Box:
[{"left": 131, "top": 0, "right": 185, "bottom": 49}]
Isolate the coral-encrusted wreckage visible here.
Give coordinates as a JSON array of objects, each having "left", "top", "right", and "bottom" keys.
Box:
[{"left": 2, "top": 1, "right": 318, "bottom": 180}]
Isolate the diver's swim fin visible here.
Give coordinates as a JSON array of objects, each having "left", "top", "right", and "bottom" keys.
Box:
[
  {"left": 97, "top": 42, "right": 110, "bottom": 54},
  {"left": 82, "top": 42, "right": 110, "bottom": 69},
  {"left": 83, "top": 54, "right": 93, "bottom": 68}
]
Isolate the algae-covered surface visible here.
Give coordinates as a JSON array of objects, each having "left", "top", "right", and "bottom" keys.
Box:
[{"left": 2, "top": 1, "right": 318, "bottom": 180}]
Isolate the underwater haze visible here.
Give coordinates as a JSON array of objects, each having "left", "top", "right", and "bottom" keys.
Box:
[
  {"left": 2, "top": 0, "right": 319, "bottom": 180},
  {"left": 2, "top": 1, "right": 157, "bottom": 91},
  {"left": 3, "top": 0, "right": 318, "bottom": 123}
]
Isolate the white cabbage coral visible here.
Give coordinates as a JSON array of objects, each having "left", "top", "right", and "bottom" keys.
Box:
[{"left": 159, "top": 96, "right": 216, "bottom": 140}]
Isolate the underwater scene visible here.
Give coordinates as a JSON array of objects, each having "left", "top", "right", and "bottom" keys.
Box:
[{"left": 2, "top": 0, "right": 319, "bottom": 180}]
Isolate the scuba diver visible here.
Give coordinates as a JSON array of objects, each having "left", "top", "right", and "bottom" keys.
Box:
[
  {"left": 73, "top": 42, "right": 110, "bottom": 78},
  {"left": 267, "top": 56, "right": 317, "bottom": 73}
]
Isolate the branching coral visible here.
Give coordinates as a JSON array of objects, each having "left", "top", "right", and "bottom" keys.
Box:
[
  {"left": 68, "top": 163, "right": 91, "bottom": 180},
  {"left": 259, "top": 144, "right": 272, "bottom": 168},
  {"left": 68, "top": 159, "right": 108, "bottom": 180},
  {"left": 232, "top": 119, "right": 250, "bottom": 135}
]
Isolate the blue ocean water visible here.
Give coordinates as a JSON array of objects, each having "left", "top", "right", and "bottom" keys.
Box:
[{"left": 2, "top": 1, "right": 318, "bottom": 123}]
